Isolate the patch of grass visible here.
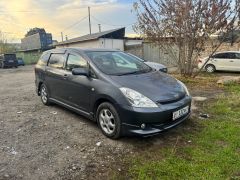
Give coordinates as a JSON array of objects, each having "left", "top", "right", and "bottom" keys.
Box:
[
  {"left": 172, "top": 73, "right": 220, "bottom": 91},
  {"left": 119, "top": 83, "right": 240, "bottom": 179}
]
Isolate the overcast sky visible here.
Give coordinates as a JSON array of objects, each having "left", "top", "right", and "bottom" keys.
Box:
[{"left": 0, "top": 0, "right": 137, "bottom": 43}]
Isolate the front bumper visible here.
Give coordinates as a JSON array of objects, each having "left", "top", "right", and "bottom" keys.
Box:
[{"left": 117, "top": 96, "right": 192, "bottom": 136}]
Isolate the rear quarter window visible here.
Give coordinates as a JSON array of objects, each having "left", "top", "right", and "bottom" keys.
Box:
[
  {"left": 235, "top": 53, "right": 240, "bottom": 59},
  {"left": 37, "top": 53, "right": 50, "bottom": 66}
]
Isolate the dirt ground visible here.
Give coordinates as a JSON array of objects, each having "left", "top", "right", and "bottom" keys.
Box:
[{"left": 0, "top": 65, "right": 237, "bottom": 180}]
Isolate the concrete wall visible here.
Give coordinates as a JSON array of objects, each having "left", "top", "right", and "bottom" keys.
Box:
[
  {"left": 21, "top": 34, "right": 41, "bottom": 51},
  {"left": 56, "top": 38, "right": 124, "bottom": 51},
  {"left": 56, "top": 40, "right": 100, "bottom": 48},
  {"left": 99, "top": 38, "right": 124, "bottom": 51}
]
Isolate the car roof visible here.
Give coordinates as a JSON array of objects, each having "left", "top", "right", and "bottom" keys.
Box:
[
  {"left": 46, "top": 48, "right": 120, "bottom": 54},
  {"left": 215, "top": 51, "right": 240, "bottom": 54}
]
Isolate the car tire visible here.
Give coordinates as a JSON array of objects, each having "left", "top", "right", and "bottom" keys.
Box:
[
  {"left": 40, "top": 84, "right": 51, "bottom": 106},
  {"left": 205, "top": 64, "right": 215, "bottom": 73},
  {"left": 96, "top": 102, "right": 121, "bottom": 139}
]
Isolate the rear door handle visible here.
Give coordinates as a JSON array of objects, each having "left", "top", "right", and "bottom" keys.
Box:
[{"left": 230, "top": 60, "right": 234, "bottom": 62}]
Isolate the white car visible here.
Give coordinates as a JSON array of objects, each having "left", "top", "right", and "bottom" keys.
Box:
[{"left": 198, "top": 51, "right": 240, "bottom": 73}]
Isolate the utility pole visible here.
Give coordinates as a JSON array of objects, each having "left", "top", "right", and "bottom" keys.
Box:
[
  {"left": 61, "top": 32, "right": 64, "bottom": 42},
  {"left": 88, "top": 7, "right": 92, "bottom": 35},
  {"left": 98, "top": 24, "right": 101, "bottom": 33}
]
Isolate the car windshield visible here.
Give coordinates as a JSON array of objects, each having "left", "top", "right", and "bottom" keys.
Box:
[{"left": 85, "top": 51, "right": 152, "bottom": 75}]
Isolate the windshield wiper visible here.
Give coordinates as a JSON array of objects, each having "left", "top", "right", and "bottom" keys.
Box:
[{"left": 117, "top": 70, "right": 147, "bottom": 76}]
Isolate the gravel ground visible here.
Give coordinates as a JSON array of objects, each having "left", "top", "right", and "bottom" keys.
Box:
[
  {"left": 0, "top": 66, "right": 136, "bottom": 180},
  {"left": 1, "top": 65, "right": 236, "bottom": 180},
  {"left": 1, "top": 65, "right": 181, "bottom": 180}
]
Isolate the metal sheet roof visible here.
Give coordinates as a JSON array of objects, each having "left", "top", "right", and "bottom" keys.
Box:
[{"left": 57, "top": 27, "right": 125, "bottom": 45}]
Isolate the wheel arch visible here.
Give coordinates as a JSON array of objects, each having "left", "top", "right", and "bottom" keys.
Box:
[
  {"left": 37, "top": 81, "right": 43, "bottom": 96},
  {"left": 92, "top": 96, "right": 118, "bottom": 120}
]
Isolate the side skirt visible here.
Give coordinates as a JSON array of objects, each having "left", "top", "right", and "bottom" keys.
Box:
[{"left": 49, "top": 98, "right": 95, "bottom": 121}]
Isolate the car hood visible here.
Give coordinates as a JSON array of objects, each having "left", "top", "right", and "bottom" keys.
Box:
[{"left": 110, "top": 71, "right": 186, "bottom": 103}]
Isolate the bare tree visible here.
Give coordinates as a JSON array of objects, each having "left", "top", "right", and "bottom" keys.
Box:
[
  {"left": 133, "top": 0, "right": 240, "bottom": 77},
  {"left": 0, "top": 31, "right": 16, "bottom": 54}
]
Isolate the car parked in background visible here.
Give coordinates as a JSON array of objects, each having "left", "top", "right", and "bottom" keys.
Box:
[
  {"left": 0, "top": 54, "right": 18, "bottom": 68},
  {"left": 17, "top": 57, "right": 25, "bottom": 66},
  {"left": 198, "top": 51, "right": 240, "bottom": 73},
  {"left": 128, "top": 53, "right": 168, "bottom": 73},
  {"left": 35, "top": 48, "right": 191, "bottom": 139}
]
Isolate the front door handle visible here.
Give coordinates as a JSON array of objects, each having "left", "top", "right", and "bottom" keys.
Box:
[{"left": 230, "top": 60, "right": 234, "bottom": 62}]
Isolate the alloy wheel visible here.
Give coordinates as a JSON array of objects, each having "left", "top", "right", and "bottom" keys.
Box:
[
  {"left": 41, "top": 86, "right": 48, "bottom": 104},
  {"left": 206, "top": 65, "right": 215, "bottom": 73},
  {"left": 99, "top": 109, "right": 116, "bottom": 135}
]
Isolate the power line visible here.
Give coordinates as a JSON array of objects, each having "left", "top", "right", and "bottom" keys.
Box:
[
  {"left": 60, "top": 15, "right": 88, "bottom": 33},
  {"left": 91, "top": 15, "right": 135, "bottom": 27}
]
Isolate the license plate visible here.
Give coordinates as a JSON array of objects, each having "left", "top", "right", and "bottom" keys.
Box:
[
  {"left": 173, "top": 106, "right": 189, "bottom": 120},
  {"left": 8, "top": 60, "right": 14, "bottom": 63}
]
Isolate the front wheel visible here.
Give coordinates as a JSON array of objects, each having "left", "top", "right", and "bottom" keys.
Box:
[
  {"left": 96, "top": 102, "right": 121, "bottom": 139},
  {"left": 40, "top": 84, "right": 51, "bottom": 106},
  {"left": 205, "top": 64, "right": 216, "bottom": 73}
]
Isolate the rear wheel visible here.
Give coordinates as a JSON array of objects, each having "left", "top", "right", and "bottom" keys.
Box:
[
  {"left": 205, "top": 64, "right": 215, "bottom": 73},
  {"left": 96, "top": 102, "right": 121, "bottom": 139},
  {"left": 40, "top": 84, "right": 51, "bottom": 106}
]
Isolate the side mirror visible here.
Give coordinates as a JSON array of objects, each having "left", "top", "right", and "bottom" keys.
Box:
[{"left": 72, "top": 68, "right": 89, "bottom": 76}]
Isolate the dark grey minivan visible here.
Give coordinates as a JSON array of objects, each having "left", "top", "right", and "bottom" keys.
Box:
[{"left": 35, "top": 48, "right": 191, "bottom": 139}]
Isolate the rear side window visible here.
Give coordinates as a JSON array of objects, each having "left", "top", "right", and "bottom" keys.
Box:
[
  {"left": 48, "top": 54, "right": 65, "bottom": 69},
  {"left": 37, "top": 53, "right": 50, "bottom": 66},
  {"left": 213, "top": 53, "right": 235, "bottom": 59},
  {"left": 66, "top": 54, "right": 87, "bottom": 71},
  {"left": 213, "top": 53, "right": 228, "bottom": 59}
]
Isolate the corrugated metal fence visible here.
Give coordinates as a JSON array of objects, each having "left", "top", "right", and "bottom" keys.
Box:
[{"left": 125, "top": 42, "right": 179, "bottom": 67}]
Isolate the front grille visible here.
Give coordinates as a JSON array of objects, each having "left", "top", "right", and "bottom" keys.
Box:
[{"left": 157, "top": 94, "right": 185, "bottom": 105}]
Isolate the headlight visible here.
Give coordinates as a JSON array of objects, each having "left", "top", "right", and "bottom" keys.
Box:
[
  {"left": 120, "top": 87, "right": 158, "bottom": 108},
  {"left": 177, "top": 80, "right": 190, "bottom": 96}
]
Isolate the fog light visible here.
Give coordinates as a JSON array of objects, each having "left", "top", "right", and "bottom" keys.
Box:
[{"left": 140, "top": 123, "right": 146, "bottom": 129}]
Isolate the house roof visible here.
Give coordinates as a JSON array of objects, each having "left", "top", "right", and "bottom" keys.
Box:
[{"left": 57, "top": 27, "right": 125, "bottom": 46}]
